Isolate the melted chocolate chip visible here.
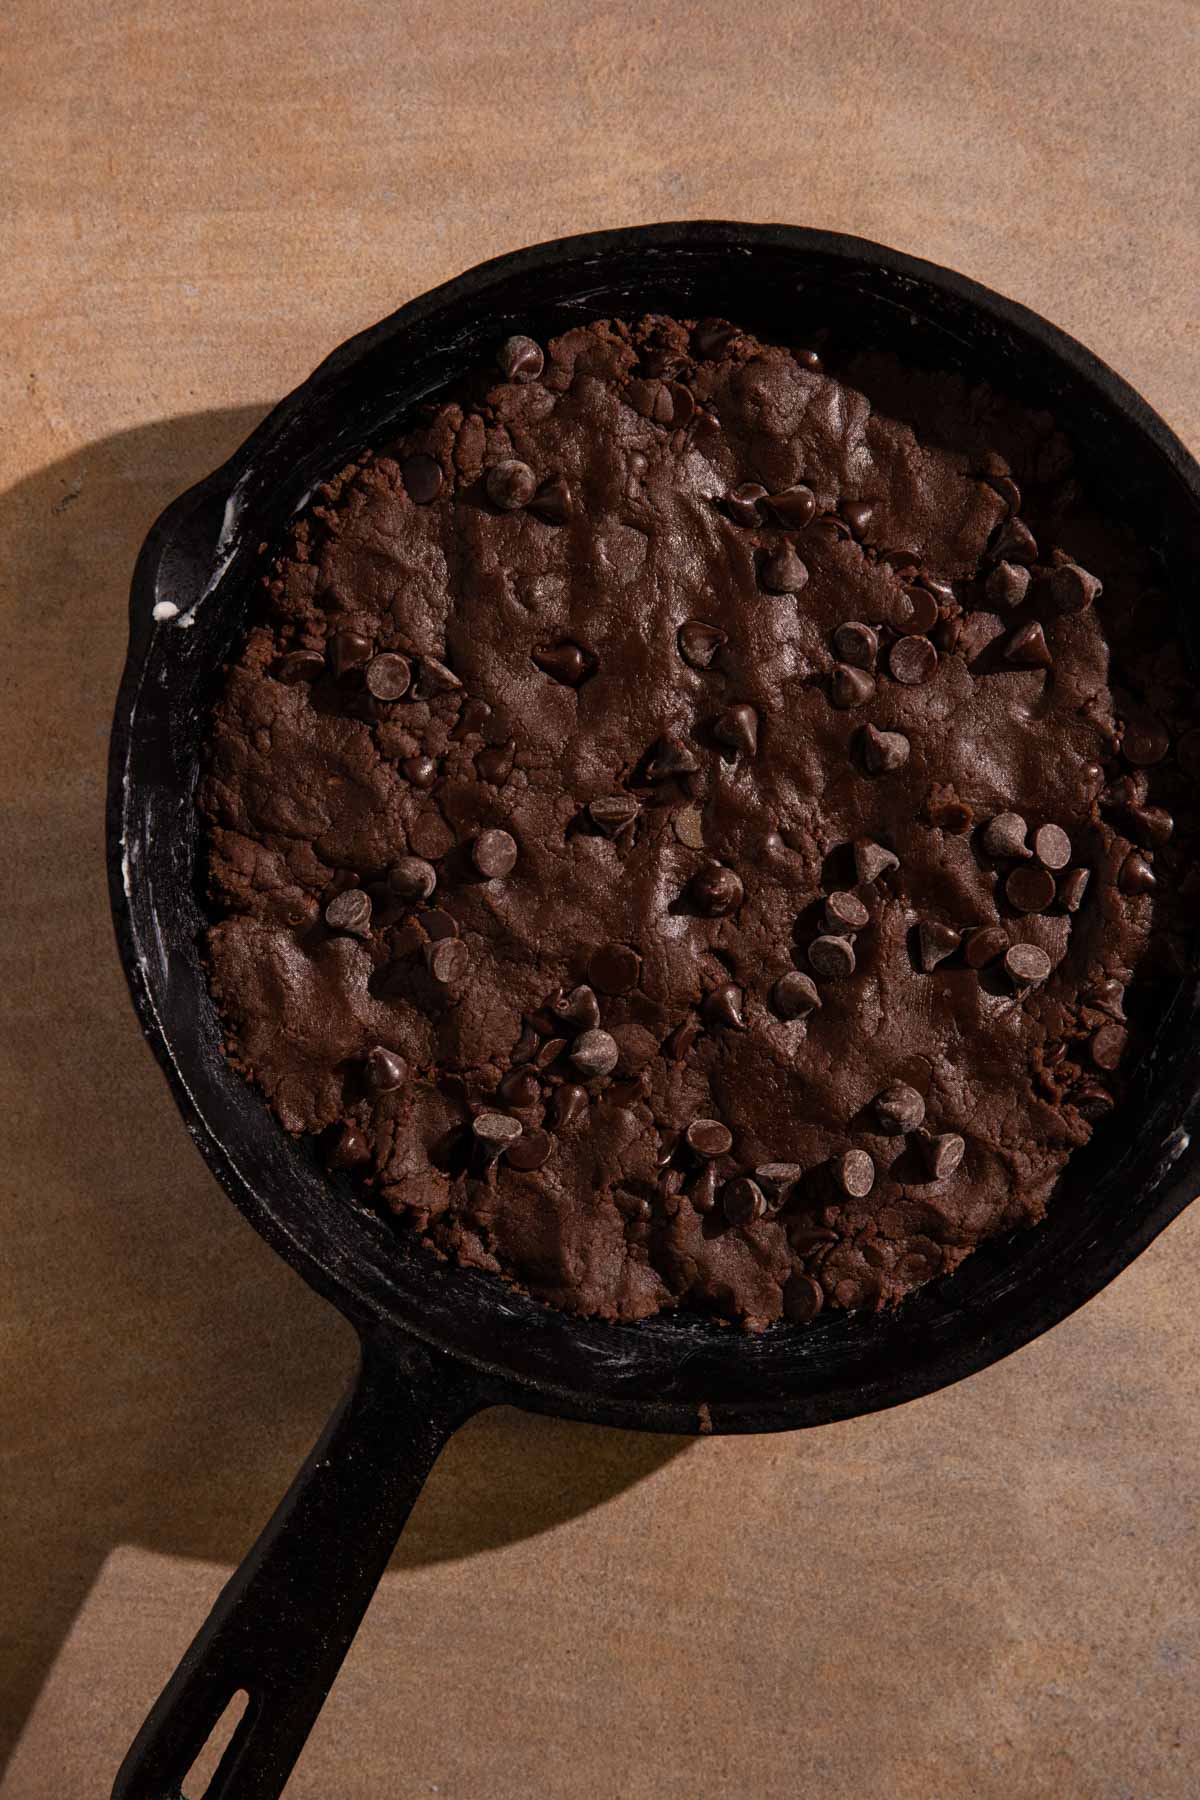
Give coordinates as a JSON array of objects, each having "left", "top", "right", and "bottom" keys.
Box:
[
  {"left": 590, "top": 942, "right": 641, "bottom": 994},
  {"left": 691, "top": 863, "right": 744, "bottom": 916},
  {"left": 497, "top": 334, "right": 544, "bottom": 382},
  {"left": 552, "top": 985, "right": 601, "bottom": 1033},
  {"left": 889, "top": 635, "right": 939, "bottom": 686},
  {"left": 403, "top": 755, "right": 438, "bottom": 788},
  {"left": 498, "top": 1068, "right": 542, "bottom": 1109},
  {"left": 486, "top": 459, "right": 537, "bottom": 511},
  {"left": 1118, "top": 850, "right": 1156, "bottom": 895},
  {"left": 646, "top": 732, "right": 700, "bottom": 780},
  {"left": 402, "top": 454, "right": 443, "bottom": 504},
  {"left": 714, "top": 703, "right": 759, "bottom": 757},
  {"left": 329, "top": 630, "right": 372, "bottom": 677},
  {"left": 552, "top": 1084, "right": 588, "bottom": 1130},
  {"left": 725, "top": 482, "right": 767, "bottom": 526},
  {"left": 534, "top": 642, "right": 591, "bottom": 685},
  {"left": 767, "top": 484, "right": 818, "bottom": 529},
  {"left": 327, "top": 1125, "right": 371, "bottom": 1168},
  {"left": 477, "top": 742, "right": 516, "bottom": 785},
  {"left": 529, "top": 476, "right": 572, "bottom": 525},
  {"left": 964, "top": 925, "right": 1008, "bottom": 968},
  {"left": 665, "top": 1018, "right": 701, "bottom": 1060},
  {"left": 1005, "top": 621, "right": 1052, "bottom": 668},
  {"left": 842, "top": 500, "right": 875, "bottom": 536},
  {"left": 506, "top": 1128, "right": 553, "bottom": 1171}
]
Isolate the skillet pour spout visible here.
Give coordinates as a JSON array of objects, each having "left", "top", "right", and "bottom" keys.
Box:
[{"left": 108, "top": 223, "right": 1200, "bottom": 1799}]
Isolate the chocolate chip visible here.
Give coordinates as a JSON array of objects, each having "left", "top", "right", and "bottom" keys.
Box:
[
  {"left": 985, "top": 474, "right": 1022, "bottom": 512},
  {"left": 934, "top": 616, "right": 962, "bottom": 653},
  {"left": 329, "top": 630, "right": 373, "bottom": 677},
  {"left": 985, "top": 561, "right": 1031, "bottom": 608},
  {"left": 324, "top": 888, "right": 372, "bottom": 935},
  {"left": 766, "top": 484, "right": 818, "bottom": 529},
  {"left": 1118, "top": 850, "right": 1156, "bottom": 895},
  {"left": 498, "top": 1068, "right": 542, "bottom": 1108},
  {"left": 1050, "top": 562, "right": 1102, "bottom": 614},
  {"left": 677, "top": 620, "right": 727, "bottom": 669},
  {"left": 426, "top": 937, "right": 469, "bottom": 985},
  {"left": 993, "top": 516, "right": 1038, "bottom": 564},
  {"left": 569, "top": 1029, "right": 620, "bottom": 1078},
  {"left": 830, "top": 664, "right": 876, "bottom": 709},
  {"left": 1122, "top": 719, "right": 1170, "bottom": 766},
  {"left": 1125, "top": 805, "right": 1174, "bottom": 848},
  {"left": 755, "top": 1164, "right": 803, "bottom": 1207},
  {"left": 364, "top": 1047, "right": 408, "bottom": 1095},
  {"left": 1002, "top": 621, "right": 1051, "bottom": 669},
  {"left": 276, "top": 649, "right": 326, "bottom": 684},
  {"left": 552, "top": 1084, "right": 588, "bottom": 1130},
  {"left": 824, "top": 890, "right": 869, "bottom": 934},
  {"left": 713, "top": 703, "right": 758, "bottom": 756},
  {"left": 832, "top": 1149, "right": 874, "bottom": 1198},
  {"left": 363, "top": 653, "right": 412, "bottom": 701},
  {"left": 809, "top": 934, "right": 856, "bottom": 978},
  {"left": 1004, "top": 942, "right": 1051, "bottom": 988},
  {"left": 422, "top": 909, "right": 460, "bottom": 940},
  {"left": 590, "top": 942, "right": 641, "bottom": 994},
  {"left": 759, "top": 545, "right": 809, "bottom": 593},
  {"left": 917, "top": 921, "right": 960, "bottom": 971},
  {"left": 1084, "top": 978, "right": 1125, "bottom": 1017},
  {"left": 1033, "top": 823, "right": 1072, "bottom": 869},
  {"left": 417, "top": 656, "right": 462, "bottom": 697},
  {"left": 783, "top": 1273, "right": 825, "bottom": 1322},
  {"left": 529, "top": 475, "right": 572, "bottom": 525},
  {"left": 686, "top": 1118, "right": 733, "bottom": 1158},
  {"left": 874, "top": 1082, "right": 925, "bottom": 1134},
  {"left": 402, "top": 454, "right": 443, "bottom": 504},
  {"left": 842, "top": 500, "right": 875, "bottom": 536},
  {"left": 964, "top": 925, "right": 1008, "bottom": 968},
  {"left": 860, "top": 725, "right": 910, "bottom": 774},
  {"left": 1065, "top": 864, "right": 1093, "bottom": 907},
  {"left": 693, "top": 317, "right": 740, "bottom": 357},
  {"left": 833, "top": 621, "right": 878, "bottom": 669},
  {"left": 725, "top": 482, "right": 767, "bottom": 526},
  {"left": 387, "top": 856, "right": 438, "bottom": 903},
  {"left": 1177, "top": 728, "right": 1200, "bottom": 780},
  {"left": 665, "top": 381, "right": 696, "bottom": 425},
  {"left": 1090, "top": 1023, "right": 1128, "bottom": 1071},
  {"left": 665, "top": 1018, "right": 701, "bottom": 1060},
  {"left": 689, "top": 1164, "right": 719, "bottom": 1212},
  {"left": 327, "top": 1125, "right": 371, "bottom": 1168},
  {"left": 477, "top": 742, "right": 516, "bottom": 785},
  {"left": 982, "top": 812, "right": 1031, "bottom": 859},
  {"left": 1005, "top": 864, "right": 1057, "bottom": 913},
  {"left": 889, "top": 635, "right": 939, "bottom": 686},
  {"left": 673, "top": 806, "right": 706, "bottom": 849},
  {"left": 900, "top": 587, "right": 939, "bottom": 634},
  {"left": 691, "top": 863, "right": 744, "bottom": 916},
  {"left": 771, "top": 971, "right": 821, "bottom": 1019},
  {"left": 918, "top": 1132, "right": 965, "bottom": 1181},
  {"left": 552, "top": 985, "right": 601, "bottom": 1033},
  {"left": 533, "top": 641, "right": 591, "bottom": 686},
  {"left": 403, "top": 754, "right": 438, "bottom": 788},
  {"left": 723, "top": 1176, "right": 767, "bottom": 1224},
  {"left": 1073, "top": 1083, "right": 1115, "bottom": 1122},
  {"left": 450, "top": 696, "right": 490, "bottom": 741},
  {"left": 486, "top": 458, "right": 537, "bottom": 511},
  {"left": 646, "top": 732, "right": 700, "bottom": 780},
  {"left": 472, "top": 828, "right": 518, "bottom": 879},
  {"left": 506, "top": 1128, "right": 553, "bottom": 1171},
  {"left": 589, "top": 794, "right": 639, "bottom": 837},
  {"left": 704, "top": 983, "right": 746, "bottom": 1029},
  {"left": 473, "top": 1111, "right": 522, "bottom": 1155},
  {"left": 497, "top": 334, "right": 544, "bottom": 382},
  {"left": 854, "top": 838, "right": 899, "bottom": 883}
]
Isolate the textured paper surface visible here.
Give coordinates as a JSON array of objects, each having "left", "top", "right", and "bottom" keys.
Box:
[{"left": 2, "top": 1, "right": 1198, "bottom": 1793}]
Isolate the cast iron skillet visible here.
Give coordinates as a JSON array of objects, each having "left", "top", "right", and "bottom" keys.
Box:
[{"left": 108, "top": 222, "right": 1200, "bottom": 1799}]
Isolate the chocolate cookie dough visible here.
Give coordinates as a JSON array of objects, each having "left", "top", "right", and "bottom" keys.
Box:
[{"left": 199, "top": 312, "right": 1197, "bottom": 1329}]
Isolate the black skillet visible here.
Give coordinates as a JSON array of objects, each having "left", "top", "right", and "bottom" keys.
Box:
[{"left": 107, "top": 222, "right": 1200, "bottom": 1799}]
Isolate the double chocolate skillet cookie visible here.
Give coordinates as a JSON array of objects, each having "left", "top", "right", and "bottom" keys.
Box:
[{"left": 199, "top": 313, "right": 1198, "bottom": 1331}]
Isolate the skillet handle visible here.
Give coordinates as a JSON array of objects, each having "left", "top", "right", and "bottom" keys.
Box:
[{"left": 113, "top": 1334, "right": 489, "bottom": 1800}]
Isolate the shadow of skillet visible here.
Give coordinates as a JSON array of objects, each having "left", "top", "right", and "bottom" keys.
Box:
[{"left": 0, "top": 410, "right": 689, "bottom": 1775}]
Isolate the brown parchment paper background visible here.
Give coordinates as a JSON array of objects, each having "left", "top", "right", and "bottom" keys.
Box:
[{"left": 1, "top": 2, "right": 1198, "bottom": 1794}]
